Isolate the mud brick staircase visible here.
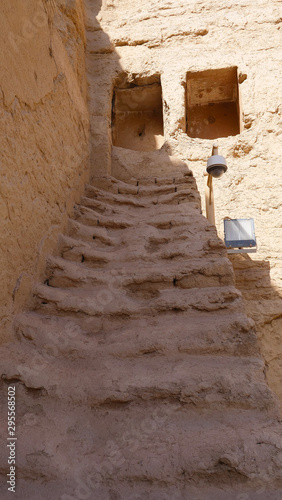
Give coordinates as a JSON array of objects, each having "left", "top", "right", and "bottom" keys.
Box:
[{"left": 1, "top": 168, "right": 282, "bottom": 499}]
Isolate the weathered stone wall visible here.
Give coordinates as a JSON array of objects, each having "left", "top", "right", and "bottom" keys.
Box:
[
  {"left": 0, "top": 0, "right": 90, "bottom": 342},
  {"left": 86, "top": 0, "right": 282, "bottom": 403}
]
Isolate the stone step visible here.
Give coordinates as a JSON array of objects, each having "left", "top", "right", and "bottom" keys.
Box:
[
  {"left": 1, "top": 383, "right": 280, "bottom": 493},
  {"left": 74, "top": 203, "right": 202, "bottom": 231},
  {"left": 80, "top": 195, "right": 128, "bottom": 216},
  {"left": 88, "top": 172, "right": 194, "bottom": 193},
  {"left": 85, "top": 183, "right": 200, "bottom": 208},
  {"left": 15, "top": 310, "right": 259, "bottom": 358},
  {"left": 137, "top": 184, "right": 177, "bottom": 196},
  {"left": 67, "top": 218, "right": 203, "bottom": 249},
  {"left": 68, "top": 211, "right": 212, "bottom": 242},
  {"left": 67, "top": 219, "right": 118, "bottom": 246},
  {"left": 80, "top": 193, "right": 197, "bottom": 217},
  {"left": 45, "top": 256, "right": 106, "bottom": 288},
  {"left": 154, "top": 187, "right": 201, "bottom": 207},
  {"left": 85, "top": 184, "right": 144, "bottom": 205},
  {"left": 57, "top": 405, "right": 281, "bottom": 484},
  {"left": 74, "top": 205, "right": 134, "bottom": 229},
  {"left": 58, "top": 232, "right": 217, "bottom": 266},
  {"left": 137, "top": 182, "right": 199, "bottom": 199},
  {"left": 106, "top": 172, "right": 198, "bottom": 197},
  {"left": 33, "top": 283, "right": 243, "bottom": 317},
  {"left": 58, "top": 234, "right": 113, "bottom": 265},
  {"left": 45, "top": 255, "right": 234, "bottom": 290},
  {"left": 1, "top": 369, "right": 282, "bottom": 499},
  {"left": 1, "top": 375, "right": 280, "bottom": 497},
  {"left": 1, "top": 343, "right": 276, "bottom": 411},
  {"left": 89, "top": 180, "right": 177, "bottom": 197}
]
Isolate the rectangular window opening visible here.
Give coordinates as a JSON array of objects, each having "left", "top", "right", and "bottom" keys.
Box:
[
  {"left": 112, "top": 78, "right": 164, "bottom": 152},
  {"left": 186, "top": 67, "right": 240, "bottom": 140}
]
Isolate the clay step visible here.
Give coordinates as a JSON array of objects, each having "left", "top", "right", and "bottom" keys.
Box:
[
  {"left": 72, "top": 208, "right": 207, "bottom": 245},
  {"left": 85, "top": 184, "right": 146, "bottom": 207},
  {"left": 15, "top": 310, "right": 259, "bottom": 358},
  {"left": 45, "top": 255, "right": 234, "bottom": 290},
  {"left": 58, "top": 230, "right": 218, "bottom": 266},
  {"left": 109, "top": 171, "right": 193, "bottom": 189},
  {"left": 117, "top": 184, "right": 139, "bottom": 195},
  {"left": 66, "top": 222, "right": 200, "bottom": 252},
  {"left": 45, "top": 256, "right": 106, "bottom": 288},
  {"left": 3, "top": 384, "right": 280, "bottom": 493},
  {"left": 67, "top": 219, "right": 117, "bottom": 246},
  {"left": 110, "top": 173, "right": 198, "bottom": 201},
  {"left": 147, "top": 211, "right": 205, "bottom": 229},
  {"left": 1, "top": 378, "right": 280, "bottom": 497},
  {"left": 33, "top": 282, "right": 242, "bottom": 317},
  {"left": 124, "top": 259, "right": 234, "bottom": 293},
  {"left": 1, "top": 344, "right": 276, "bottom": 412},
  {"left": 80, "top": 193, "right": 198, "bottom": 218},
  {"left": 80, "top": 196, "right": 128, "bottom": 216},
  {"left": 137, "top": 184, "right": 177, "bottom": 196},
  {"left": 153, "top": 188, "right": 201, "bottom": 206},
  {"left": 81, "top": 193, "right": 196, "bottom": 215},
  {"left": 72, "top": 209, "right": 203, "bottom": 239},
  {"left": 85, "top": 183, "right": 200, "bottom": 208},
  {"left": 97, "top": 179, "right": 178, "bottom": 197},
  {"left": 154, "top": 173, "right": 193, "bottom": 186},
  {"left": 136, "top": 180, "right": 198, "bottom": 197},
  {"left": 58, "top": 235, "right": 114, "bottom": 264},
  {"left": 74, "top": 205, "right": 134, "bottom": 228},
  {"left": 55, "top": 405, "right": 281, "bottom": 484},
  {"left": 150, "top": 176, "right": 174, "bottom": 185}
]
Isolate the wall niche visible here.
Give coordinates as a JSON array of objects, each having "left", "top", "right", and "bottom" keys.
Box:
[
  {"left": 112, "top": 77, "right": 164, "bottom": 152},
  {"left": 186, "top": 67, "right": 240, "bottom": 140}
]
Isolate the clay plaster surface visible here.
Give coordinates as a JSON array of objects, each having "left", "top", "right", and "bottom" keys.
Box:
[{"left": 0, "top": 0, "right": 90, "bottom": 341}]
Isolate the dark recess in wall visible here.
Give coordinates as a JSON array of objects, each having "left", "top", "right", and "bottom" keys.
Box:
[{"left": 186, "top": 67, "right": 240, "bottom": 139}]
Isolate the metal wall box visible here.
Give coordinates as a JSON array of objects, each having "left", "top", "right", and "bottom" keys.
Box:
[{"left": 224, "top": 218, "right": 257, "bottom": 254}]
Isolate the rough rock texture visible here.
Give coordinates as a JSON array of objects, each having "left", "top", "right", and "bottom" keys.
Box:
[
  {"left": 1, "top": 0, "right": 282, "bottom": 498},
  {"left": 230, "top": 254, "right": 282, "bottom": 411},
  {"left": 0, "top": 0, "right": 89, "bottom": 342},
  {"left": 1, "top": 170, "right": 282, "bottom": 498},
  {"left": 85, "top": 0, "right": 282, "bottom": 405}
]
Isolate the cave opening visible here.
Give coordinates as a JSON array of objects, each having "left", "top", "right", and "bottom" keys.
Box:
[
  {"left": 186, "top": 67, "right": 241, "bottom": 140},
  {"left": 112, "top": 78, "right": 164, "bottom": 152}
]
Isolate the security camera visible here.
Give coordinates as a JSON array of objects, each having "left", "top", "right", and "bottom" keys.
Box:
[
  {"left": 206, "top": 144, "right": 227, "bottom": 178},
  {"left": 206, "top": 154, "right": 228, "bottom": 178}
]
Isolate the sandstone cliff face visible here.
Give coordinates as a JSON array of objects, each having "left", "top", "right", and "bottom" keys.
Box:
[
  {"left": 0, "top": 0, "right": 89, "bottom": 342},
  {"left": 85, "top": 0, "right": 282, "bottom": 405}
]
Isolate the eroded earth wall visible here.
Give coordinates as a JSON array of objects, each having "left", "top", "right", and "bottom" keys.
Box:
[
  {"left": 0, "top": 0, "right": 89, "bottom": 342},
  {"left": 86, "top": 0, "right": 282, "bottom": 405}
]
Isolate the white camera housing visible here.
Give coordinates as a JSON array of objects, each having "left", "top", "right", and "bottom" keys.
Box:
[{"left": 206, "top": 154, "right": 227, "bottom": 178}]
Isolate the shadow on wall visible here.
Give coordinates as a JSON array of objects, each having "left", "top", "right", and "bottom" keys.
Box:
[
  {"left": 86, "top": 0, "right": 166, "bottom": 178},
  {"left": 0, "top": 0, "right": 90, "bottom": 343},
  {"left": 229, "top": 253, "right": 282, "bottom": 408},
  {"left": 86, "top": 0, "right": 122, "bottom": 176},
  {"left": 111, "top": 82, "right": 165, "bottom": 152}
]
